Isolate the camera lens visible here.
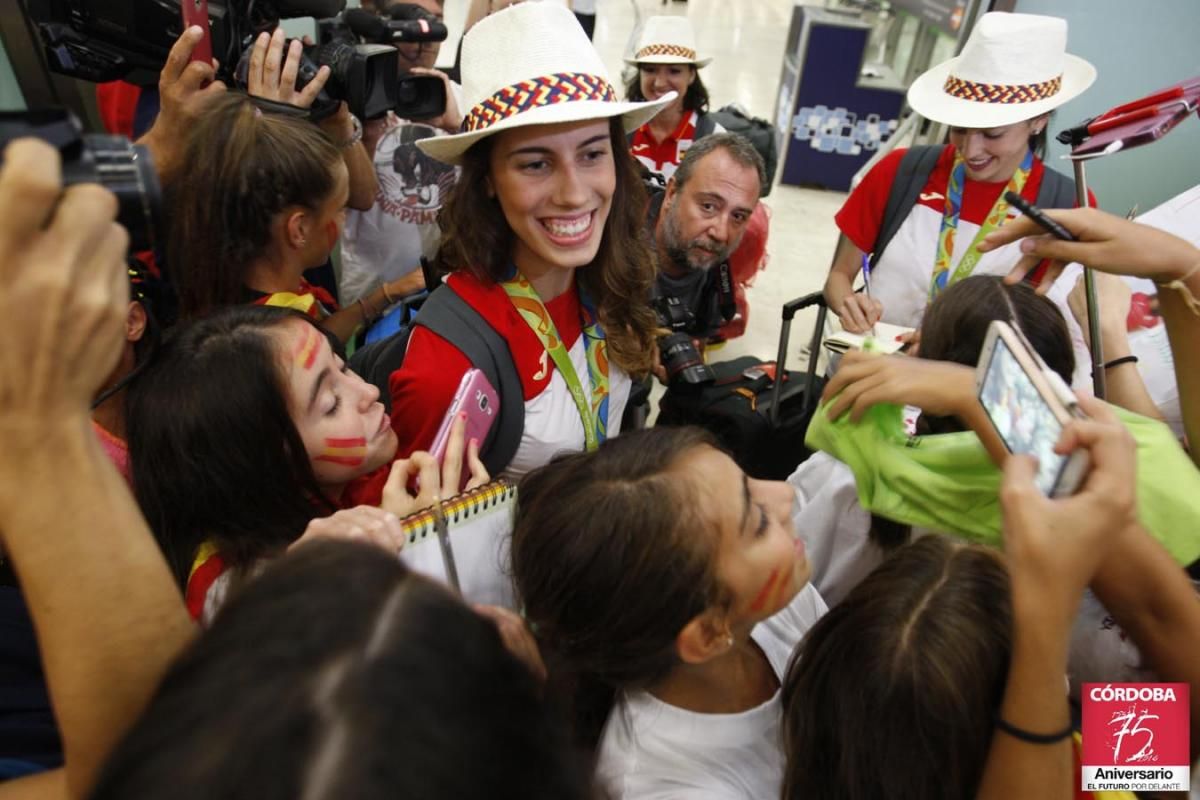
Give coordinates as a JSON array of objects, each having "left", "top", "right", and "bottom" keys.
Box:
[
  {"left": 659, "top": 332, "right": 715, "bottom": 388},
  {"left": 479, "top": 394, "right": 489, "bottom": 411}
]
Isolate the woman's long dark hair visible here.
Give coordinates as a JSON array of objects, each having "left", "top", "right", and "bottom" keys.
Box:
[
  {"left": 168, "top": 93, "right": 341, "bottom": 320},
  {"left": 869, "top": 276, "right": 1076, "bottom": 549},
  {"left": 435, "top": 116, "right": 657, "bottom": 377},
  {"left": 782, "top": 536, "right": 1012, "bottom": 800},
  {"left": 624, "top": 64, "right": 710, "bottom": 115},
  {"left": 127, "top": 305, "right": 338, "bottom": 587},
  {"left": 91, "top": 542, "right": 592, "bottom": 800},
  {"left": 512, "top": 426, "right": 728, "bottom": 754}
]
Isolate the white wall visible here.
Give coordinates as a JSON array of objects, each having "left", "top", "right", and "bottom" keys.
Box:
[{"left": 1011, "top": 0, "right": 1200, "bottom": 214}]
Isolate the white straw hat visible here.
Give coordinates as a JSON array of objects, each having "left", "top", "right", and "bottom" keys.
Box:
[
  {"left": 906, "top": 12, "right": 1095, "bottom": 129},
  {"left": 418, "top": 3, "right": 674, "bottom": 165},
  {"left": 625, "top": 15, "right": 712, "bottom": 67}
]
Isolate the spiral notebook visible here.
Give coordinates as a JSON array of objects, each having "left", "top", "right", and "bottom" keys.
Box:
[{"left": 397, "top": 480, "right": 517, "bottom": 610}]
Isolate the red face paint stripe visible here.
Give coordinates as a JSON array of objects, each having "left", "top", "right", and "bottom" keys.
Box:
[
  {"left": 294, "top": 326, "right": 320, "bottom": 370},
  {"left": 748, "top": 568, "right": 780, "bottom": 612},
  {"left": 324, "top": 437, "right": 368, "bottom": 448},
  {"left": 314, "top": 454, "right": 366, "bottom": 466}
]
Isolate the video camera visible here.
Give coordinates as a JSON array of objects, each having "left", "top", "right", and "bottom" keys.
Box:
[
  {"left": 0, "top": 109, "right": 162, "bottom": 253},
  {"left": 23, "top": 0, "right": 409, "bottom": 120},
  {"left": 327, "top": 5, "right": 447, "bottom": 120}
]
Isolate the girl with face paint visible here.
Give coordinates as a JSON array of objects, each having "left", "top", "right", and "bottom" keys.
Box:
[
  {"left": 169, "top": 93, "right": 408, "bottom": 345},
  {"left": 511, "top": 427, "right": 825, "bottom": 799},
  {"left": 128, "top": 306, "right": 487, "bottom": 624}
]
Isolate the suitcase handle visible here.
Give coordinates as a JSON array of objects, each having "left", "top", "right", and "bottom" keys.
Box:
[
  {"left": 769, "top": 291, "right": 828, "bottom": 426},
  {"left": 780, "top": 291, "right": 827, "bottom": 322}
]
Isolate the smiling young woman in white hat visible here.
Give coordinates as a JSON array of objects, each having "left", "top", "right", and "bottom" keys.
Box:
[
  {"left": 387, "top": 3, "right": 673, "bottom": 479},
  {"left": 823, "top": 12, "right": 1096, "bottom": 336},
  {"left": 624, "top": 15, "right": 723, "bottom": 180}
]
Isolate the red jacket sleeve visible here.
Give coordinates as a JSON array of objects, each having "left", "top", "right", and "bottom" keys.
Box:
[
  {"left": 388, "top": 326, "right": 473, "bottom": 459},
  {"left": 834, "top": 148, "right": 908, "bottom": 255}
]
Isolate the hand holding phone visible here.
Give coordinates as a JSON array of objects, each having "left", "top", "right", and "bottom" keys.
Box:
[
  {"left": 976, "top": 321, "right": 1090, "bottom": 496},
  {"left": 180, "top": 0, "right": 213, "bottom": 66},
  {"left": 428, "top": 369, "right": 499, "bottom": 492}
]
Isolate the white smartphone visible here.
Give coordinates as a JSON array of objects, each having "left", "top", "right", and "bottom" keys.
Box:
[{"left": 976, "top": 321, "right": 1090, "bottom": 497}]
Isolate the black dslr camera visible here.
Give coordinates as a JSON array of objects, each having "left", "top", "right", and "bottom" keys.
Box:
[
  {"left": 24, "top": 0, "right": 401, "bottom": 121},
  {"left": 0, "top": 109, "right": 163, "bottom": 253},
  {"left": 651, "top": 293, "right": 715, "bottom": 389}
]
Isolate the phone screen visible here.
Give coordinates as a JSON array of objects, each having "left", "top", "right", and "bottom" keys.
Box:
[{"left": 979, "top": 337, "right": 1065, "bottom": 495}]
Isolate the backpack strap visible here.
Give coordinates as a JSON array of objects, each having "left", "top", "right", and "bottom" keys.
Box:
[
  {"left": 694, "top": 111, "right": 718, "bottom": 140},
  {"left": 1035, "top": 163, "right": 1078, "bottom": 209},
  {"left": 411, "top": 285, "right": 525, "bottom": 477},
  {"left": 871, "top": 144, "right": 943, "bottom": 269},
  {"left": 348, "top": 283, "right": 525, "bottom": 477}
]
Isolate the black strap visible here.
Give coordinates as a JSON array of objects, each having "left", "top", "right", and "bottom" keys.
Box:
[
  {"left": 411, "top": 286, "right": 525, "bottom": 477},
  {"left": 694, "top": 111, "right": 718, "bottom": 140},
  {"left": 348, "top": 284, "right": 525, "bottom": 477},
  {"left": 1035, "top": 164, "right": 1078, "bottom": 210},
  {"left": 713, "top": 261, "right": 737, "bottom": 323},
  {"left": 872, "top": 144, "right": 943, "bottom": 269}
]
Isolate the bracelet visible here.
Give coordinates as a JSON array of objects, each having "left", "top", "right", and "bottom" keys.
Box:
[
  {"left": 356, "top": 298, "right": 376, "bottom": 325},
  {"left": 381, "top": 283, "right": 395, "bottom": 306},
  {"left": 1104, "top": 355, "right": 1138, "bottom": 370},
  {"left": 995, "top": 716, "right": 1074, "bottom": 745},
  {"left": 1155, "top": 263, "right": 1200, "bottom": 318}
]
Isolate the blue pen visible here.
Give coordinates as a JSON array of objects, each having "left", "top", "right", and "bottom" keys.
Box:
[{"left": 861, "top": 253, "right": 878, "bottom": 338}]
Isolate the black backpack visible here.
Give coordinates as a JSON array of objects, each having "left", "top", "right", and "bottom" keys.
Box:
[
  {"left": 870, "top": 144, "right": 1078, "bottom": 270},
  {"left": 349, "top": 284, "right": 524, "bottom": 477},
  {"left": 698, "top": 105, "right": 778, "bottom": 197}
]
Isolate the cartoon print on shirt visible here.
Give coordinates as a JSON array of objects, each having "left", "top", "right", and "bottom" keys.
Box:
[{"left": 375, "top": 123, "right": 457, "bottom": 224}]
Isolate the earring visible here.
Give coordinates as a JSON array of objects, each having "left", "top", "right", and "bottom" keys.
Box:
[{"left": 725, "top": 634, "right": 734, "bottom": 649}]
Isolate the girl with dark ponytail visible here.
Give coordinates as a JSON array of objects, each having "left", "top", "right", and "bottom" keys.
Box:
[{"left": 511, "top": 426, "right": 825, "bottom": 798}]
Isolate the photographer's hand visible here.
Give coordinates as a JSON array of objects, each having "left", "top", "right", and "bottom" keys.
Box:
[
  {"left": 138, "top": 26, "right": 227, "bottom": 182},
  {"left": 246, "top": 27, "right": 331, "bottom": 109},
  {"left": 406, "top": 67, "right": 463, "bottom": 134},
  {"left": 0, "top": 139, "right": 195, "bottom": 798}
]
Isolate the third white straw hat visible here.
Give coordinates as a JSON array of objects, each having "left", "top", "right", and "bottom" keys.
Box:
[
  {"left": 906, "top": 12, "right": 1095, "bottom": 130},
  {"left": 417, "top": 3, "right": 675, "bottom": 165},
  {"left": 625, "top": 15, "right": 712, "bottom": 68}
]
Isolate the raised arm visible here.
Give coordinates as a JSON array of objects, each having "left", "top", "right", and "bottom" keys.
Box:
[
  {"left": 0, "top": 140, "right": 195, "bottom": 799},
  {"left": 982, "top": 207, "right": 1200, "bottom": 464},
  {"left": 979, "top": 397, "right": 1139, "bottom": 800}
]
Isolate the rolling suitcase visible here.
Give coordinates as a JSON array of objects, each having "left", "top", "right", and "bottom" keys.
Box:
[{"left": 657, "top": 291, "right": 829, "bottom": 479}]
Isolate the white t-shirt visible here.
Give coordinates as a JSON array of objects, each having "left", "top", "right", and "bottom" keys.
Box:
[
  {"left": 787, "top": 452, "right": 884, "bottom": 607},
  {"left": 595, "top": 584, "right": 827, "bottom": 799},
  {"left": 339, "top": 87, "right": 465, "bottom": 304}
]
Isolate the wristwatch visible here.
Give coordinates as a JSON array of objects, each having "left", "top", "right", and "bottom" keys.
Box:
[{"left": 340, "top": 113, "right": 363, "bottom": 149}]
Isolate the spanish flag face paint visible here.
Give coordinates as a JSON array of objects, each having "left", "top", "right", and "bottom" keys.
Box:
[
  {"left": 293, "top": 324, "right": 321, "bottom": 371},
  {"left": 314, "top": 436, "right": 368, "bottom": 468},
  {"left": 279, "top": 319, "right": 399, "bottom": 490}
]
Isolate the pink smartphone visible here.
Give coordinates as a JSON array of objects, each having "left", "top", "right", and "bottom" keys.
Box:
[
  {"left": 428, "top": 369, "right": 499, "bottom": 491},
  {"left": 180, "top": 0, "right": 213, "bottom": 66}
]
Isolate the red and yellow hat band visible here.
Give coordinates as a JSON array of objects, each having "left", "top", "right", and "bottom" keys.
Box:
[
  {"left": 461, "top": 72, "right": 618, "bottom": 134},
  {"left": 942, "top": 73, "right": 1063, "bottom": 105},
  {"left": 634, "top": 43, "right": 698, "bottom": 61}
]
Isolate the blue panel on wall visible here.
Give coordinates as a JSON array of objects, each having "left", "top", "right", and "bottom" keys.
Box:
[{"left": 781, "top": 12, "right": 905, "bottom": 191}]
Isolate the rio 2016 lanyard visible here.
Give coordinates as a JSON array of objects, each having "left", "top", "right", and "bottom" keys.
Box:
[
  {"left": 501, "top": 271, "right": 610, "bottom": 451},
  {"left": 931, "top": 148, "right": 1034, "bottom": 296}
]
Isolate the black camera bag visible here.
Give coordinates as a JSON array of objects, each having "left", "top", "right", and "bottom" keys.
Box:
[{"left": 657, "top": 292, "right": 827, "bottom": 479}]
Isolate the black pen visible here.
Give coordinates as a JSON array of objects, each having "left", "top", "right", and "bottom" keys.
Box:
[{"left": 1004, "top": 191, "right": 1078, "bottom": 241}]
